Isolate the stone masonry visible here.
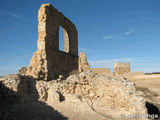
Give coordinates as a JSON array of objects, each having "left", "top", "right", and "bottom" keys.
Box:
[
  {"left": 113, "top": 63, "right": 131, "bottom": 76},
  {"left": 78, "top": 52, "right": 90, "bottom": 72},
  {"left": 26, "top": 4, "right": 78, "bottom": 80},
  {"left": 91, "top": 68, "right": 113, "bottom": 76}
]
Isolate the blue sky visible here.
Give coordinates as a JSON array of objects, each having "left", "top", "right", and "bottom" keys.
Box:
[{"left": 0, "top": 0, "right": 160, "bottom": 75}]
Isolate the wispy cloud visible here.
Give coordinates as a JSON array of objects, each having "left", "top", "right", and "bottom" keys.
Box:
[
  {"left": 6, "top": 45, "right": 26, "bottom": 52},
  {"left": 104, "top": 28, "right": 134, "bottom": 40},
  {"left": 104, "top": 34, "right": 116, "bottom": 40},
  {"left": 89, "top": 57, "right": 136, "bottom": 68},
  {"left": 0, "top": 10, "right": 30, "bottom": 22},
  {"left": 124, "top": 28, "right": 134, "bottom": 36},
  {"left": 89, "top": 57, "right": 152, "bottom": 69}
]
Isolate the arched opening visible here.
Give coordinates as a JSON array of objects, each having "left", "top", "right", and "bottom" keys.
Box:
[
  {"left": 59, "top": 26, "right": 64, "bottom": 51},
  {"left": 59, "top": 26, "right": 69, "bottom": 53}
]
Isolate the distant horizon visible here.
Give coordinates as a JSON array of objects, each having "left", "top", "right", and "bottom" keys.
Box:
[
  {"left": 0, "top": 0, "right": 160, "bottom": 76},
  {"left": 1, "top": 62, "right": 160, "bottom": 76}
]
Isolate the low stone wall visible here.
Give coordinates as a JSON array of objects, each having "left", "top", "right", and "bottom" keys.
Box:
[
  {"left": 113, "top": 63, "right": 130, "bottom": 76},
  {"left": 91, "top": 68, "right": 113, "bottom": 76}
]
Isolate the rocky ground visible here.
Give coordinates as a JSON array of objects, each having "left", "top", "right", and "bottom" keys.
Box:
[{"left": 0, "top": 71, "right": 159, "bottom": 120}]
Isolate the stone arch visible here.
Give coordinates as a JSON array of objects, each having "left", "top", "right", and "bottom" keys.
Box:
[
  {"left": 62, "top": 27, "right": 69, "bottom": 53},
  {"left": 59, "top": 26, "right": 69, "bottom": 53},
  {"left": 59, "top": 15, "right": 78, "bottom": 56},
  {"left": 59, "top": 26, "right": 68, "bottom": 52}
]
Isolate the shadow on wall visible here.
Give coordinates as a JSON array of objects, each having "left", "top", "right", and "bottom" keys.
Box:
[
  {"left": 0, "top": 75, "right": 68, "bottom": 120},
  {"left": 145, "top": 102, "right": 160, "bottom": 120}
]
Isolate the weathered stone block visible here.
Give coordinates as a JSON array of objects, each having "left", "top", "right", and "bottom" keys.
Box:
[
  {"left": 91, "top": 68, "right": 113, "bottom": 76},
  {"left": 79, "top": 52, "right": 90, "bottom": 72},
  {"left": 113, "top": 63, "right": 130, "bottom": 76}
]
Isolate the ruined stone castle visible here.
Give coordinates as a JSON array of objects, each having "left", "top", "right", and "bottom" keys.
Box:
[
  {"left": 26, "top": 4, "right": 79, "bottom": 80},
  {"left": 0, "top": 4, "right": 151, "bottom": 120},
  {"left": 24, "top": 4, "right": 132, "bottom": 81}
]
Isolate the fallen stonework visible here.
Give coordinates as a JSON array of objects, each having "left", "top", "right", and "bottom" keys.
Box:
[
  {"left": 26, "top": 4, "right": 78, "bottom": 80},
  {"left": 0, "top": 71, "right": 149, "bottom": 120},
  {"left": 113, "top": 62, "right": 131, "bottom": 76},
  {"left": 91, "top": 68, "right": 113, "bottom": 76},
  {"left": 79, "top": 52, "right": 90, "bottom": 72}
]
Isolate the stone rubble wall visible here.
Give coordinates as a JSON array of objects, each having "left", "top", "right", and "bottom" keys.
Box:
[
  {"left": 79, "top": 52, "right": 90, "bottom": 72},
  {"left": 0, "top": 72, "right": 148, "bottom": 119},
  {"left": 47, "top": 49, "right": 78, "bottom": 80},
  {"left": 113, "top": 63, "right": 131, "bottom": 76},
  {"left": 91, "top": 68, "right": 113, "bottom": 76},
  {"left": 27, "top": 50, "right": 48, "bottom": 80},
  {"left": 35, "top": 71, "right": 147, "bottom": 117}
]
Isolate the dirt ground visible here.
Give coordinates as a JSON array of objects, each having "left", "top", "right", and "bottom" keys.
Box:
[{"left": 128, "top": 74, "right": 160, "bottom": 112}]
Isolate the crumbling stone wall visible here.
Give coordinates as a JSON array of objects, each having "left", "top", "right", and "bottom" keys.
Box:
[
  {"left": 91, "top": 68, "right": 113, "bottom": 76},
  {"left": 79, "top": 52, "right": 90, "bottom": 72},
  {"left": 27, "top": 4, "right": 78, "bottom": 80},
  {"left": 113, "top": 63, "right": 130, "bottom": 76},
  {"left": 34, "top": 71, "right": 148, "bottom": 117}
]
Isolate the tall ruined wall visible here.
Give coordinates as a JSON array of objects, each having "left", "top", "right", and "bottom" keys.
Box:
[{"left": 27, "top": 4, "right": 78, "bottom": 80}]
